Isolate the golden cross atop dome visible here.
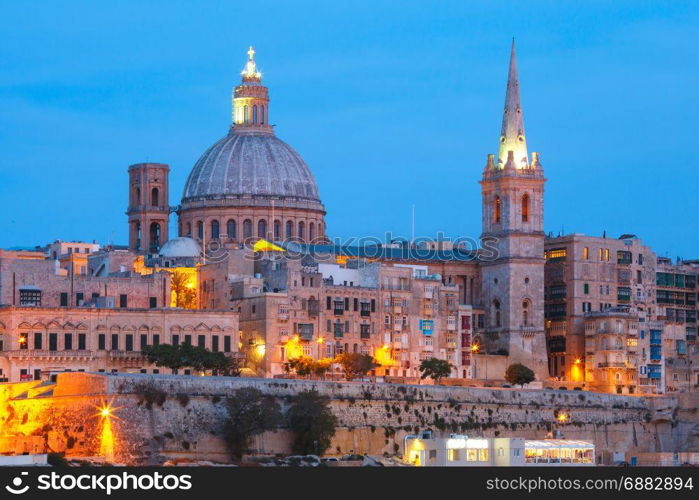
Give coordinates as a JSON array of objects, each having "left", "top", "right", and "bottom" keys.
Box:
[{"left": 241, "top": 45, "right": 261, "bottom": 80}]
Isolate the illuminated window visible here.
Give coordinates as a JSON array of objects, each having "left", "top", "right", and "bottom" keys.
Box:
[
  {"left": 546, "top": 248, "right": 567, "bottom": 261},
  {"left": 494, "top": 196, "right": 501, "bottom": 224},
  {"left": 598, "top": 248, "right": 603, "bottom": 261},
  {"left": 479, "top": 449, "right": 489, "bottom": 462},
  {"left": 627, "top": 338, "right": 638, "bottom": 347},
  {"left": 466, "top": 449, "right": 478, "bottom": 461},
  {"left": 583, "top": 247, "right": 589, "bottom": 260},
  {"left": 604, "top": 248, "right": 610, "bottom": 261},
  {"left": 521, "top": 193, "right": 529, "bottom": 222},
  {"left": 448, "top": 449, "right": 461, "bottom": 461}
]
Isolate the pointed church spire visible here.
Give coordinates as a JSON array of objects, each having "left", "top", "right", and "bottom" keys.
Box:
[{"left": 497, "top": 39, "right": 529, "bottom": 169}]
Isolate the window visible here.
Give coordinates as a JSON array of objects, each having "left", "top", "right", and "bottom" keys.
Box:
[
  {"left": 274, "top": 220, "right": 281, "bottom": 239},
  {"left": 212, "top": 336, "right": 219, "bottom": 352},
  {"left": 125, "top": 335, "right": 133, "bottom": 351},
  {"left": 522, "top": 300, "right": 530, "bottom": 326},
  {"left": 34, "top": 333, "right": 42, "bottom": 350},
  {"left": 151, "top": 187, "right": 159, "bottom": 206},
  {"left": 98, "top": 334, "right": 106, "bottom": 350},
  {"left": 119, "top": 294, "right": 128, "bottom": 308},
  {"left": 78, "top": 334, "right": 86, "bottom": 350},
  {"left": 76, "top": 292, "right": 84, "bottom": 305},
  {"left": 448, "top": 449, "right": 461, "bottom": 461},
  {"left": 258, "top": 219, "right": 267, "bottom": 238},
  {"left": 60, "top": 292, "right": 68, "bottom": 306},
  {"left": 243, "top": 219, "right": 252, "bottom": 238},
  {"left": 298, "top": 221, "right": 305, "bottom": 240},
  {"left": 172, "top": 335, "right": 180, "bottom": 346},
  {"left": 227, "top": 219, "right": 237, "bottom": 239},
  {"left": 521, "top": 193, "right": 530, "bottom": 222},
  {"left": 583, "top": 247, "right": 589, "bottom": 260},
  {"left": 583, "top": 283, "right": 589, "bottom": 295},
  {"left": 286, "top": 221, "right": 293, "bottom": 239},
  {"left": 260, "top": 106, "right": 265, "bottom": 124},
  {"left": 493, "top": 300, "right": 501, "bottom": 327},
  {"left": 494, "top": 196, "right": 501, "bottom": 224},
  {"left": 309, "top": 222, "right": 315, "bottom": 241},
  {"left": 253, "top": 105, "right": 258, "bottom": 124},
  {"left": 19, "top": 289, "right": 41, "bottom": 306},
  {"left": 111, "top": 334, "right": 119, "bottom": 350},
  {"left": 224, "top": 336, "right": 231, "bottom": 353},
  {"left": 64, "top": 333, "right": 73, "bottom": 350},
  {"left": 545, "top": 248, "right": 567, "bottom": 261},
  {"left": 211, "top": 220, "right": 220, "bottom": 239},
  {"left": 197, "top": 221, "right": 204, "bottom": 239},
  {"left": 149, "top": 297, "right": 157, "bottom": 308},
  {"left": 198, "top": 335, "right": 205, "bottom": 348}
]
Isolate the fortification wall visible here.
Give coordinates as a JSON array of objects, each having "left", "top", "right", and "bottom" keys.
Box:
[{"left": 1, "top": 373, "right": 696, "bottom": 464}]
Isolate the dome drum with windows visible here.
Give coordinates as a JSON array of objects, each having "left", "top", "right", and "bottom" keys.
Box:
[{"left": 178, "top": 46, "right": 326, "bottom": 244}]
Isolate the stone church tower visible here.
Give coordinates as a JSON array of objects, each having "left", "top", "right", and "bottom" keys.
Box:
[
  {"left": 480, "top": 41, "right": 548, "bottom": 380},
  {"left": 127, "top": 162, "right": 170, "bottom": 254}
]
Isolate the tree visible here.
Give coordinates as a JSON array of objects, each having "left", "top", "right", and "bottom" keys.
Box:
[
  {"left": 505, "top": 363, "right": 536, "bottom": 387},
  {"left": 312, "top": 358, "right": 333, "bottom": 379},
  {"left": 224, "top": 387, "right": 282, "bottom": 459},
  {"left": 418, "top": 357, "right": 452, "bottom": 384},
  {"left": 142, "top": 343, "right": 239, "bottom": 375},
  {"left": 283, "top": 356, "right": 315, "bottom": 377},
  {"left": 170, "top": 271, "right": 197, "bottom": 309},
  {"left": 287, "top": 390, "right": 337, "bottom": 456},
  {"left": 335, "top": 352, "right": 375, "bottom": 380}
]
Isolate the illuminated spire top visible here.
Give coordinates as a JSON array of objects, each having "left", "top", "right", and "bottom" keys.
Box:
[
  {"left": 241, "top": 45, "right": 262, "bottom": 82},
  {"left": 497, "top": 39, "right": 529, "bottom": 169}
]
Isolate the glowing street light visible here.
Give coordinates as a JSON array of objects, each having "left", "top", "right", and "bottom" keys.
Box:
[{"left": 557, "top": 412, "right": 569, "bottom": 424}]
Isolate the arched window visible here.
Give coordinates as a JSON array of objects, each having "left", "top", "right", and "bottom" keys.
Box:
[
  {"left": 135, "top": 222, "right": 142, "bottom": 251},
  {"left": 494, "top": 196, "right": 502, "bottom": 224},
  {"left": 285, "top": 221, "right": 293, "bottom": 239},
  {"left": 151, "top": 187, "right": 159, "bottom": 207},
  {"left": 253, "top": 105, "right": 258, "bottom": 124},
  {"left": 134, "top": 187, "right": 141, "bottom": 206},
  {"left": 493, "top": 299, "right": 501, "bottom": 328},
  {"left": 244, "top": 105, "right": 249, "bottom": 124},
  {"left": 260, "top": 106, "right": 265, "bottom": 124},
  {"left": 197, "top": 221, "right": 203, "bottom": 240},
  {"left": 298, "top": 221, "right": 305, "bottom": 240},
  {"left": 258, "top": 219, "right": 267, "bottom": 238},
  {"left": 522, "top": 300, "right": 530, "bottom": 326},
  {"left": 309, "top": 222, "right": 315, "bottom": 242},
  {"left": 211, "top": 220, "right": 220, "bottom": 239},
  {"left": 243, "top": 219, "right": 252, "bottom": 238},
  {"left": 521, "top": 193, "right": 529, "bottom": 223},
  {"left": 274, "top": 220, "right": 281, "bottom": 239},
  {"left": 150, "top": 222, "right": 161, "bottom": 252},
  {"left": 186, "top": 222, "right": 191, "bottom": 237},
  {"left": 227, "top": 219, "right": 236, "bottom": 239}
]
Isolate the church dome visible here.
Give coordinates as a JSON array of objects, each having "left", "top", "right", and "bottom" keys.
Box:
[
  {"left": 181, "top": 130, "right": 321, "bottom": 204},
  {"left": 159, "top": 237, "right": 201, "bottom": 258}
]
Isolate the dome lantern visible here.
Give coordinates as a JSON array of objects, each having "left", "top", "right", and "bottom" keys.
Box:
[{"left": 232, "top": 45, "right": 272, "bottom": 134}]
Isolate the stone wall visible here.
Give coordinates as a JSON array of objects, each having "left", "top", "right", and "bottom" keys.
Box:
[{"left": 1, "top": 373, "right": 696, "bottom": 465}]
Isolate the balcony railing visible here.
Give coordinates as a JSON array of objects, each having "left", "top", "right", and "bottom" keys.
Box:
[{"left": 2, "top": 349, "right": 94, "bottom": 359}]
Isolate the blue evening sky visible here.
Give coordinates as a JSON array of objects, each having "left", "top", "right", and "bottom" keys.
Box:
[{"left": 1, "top": 1, "right": 697, "bottom": 258}]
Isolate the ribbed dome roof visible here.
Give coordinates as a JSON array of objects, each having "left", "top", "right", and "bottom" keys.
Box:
[{"left": 182, "top": 129, "right": 321, "bottom": 204}]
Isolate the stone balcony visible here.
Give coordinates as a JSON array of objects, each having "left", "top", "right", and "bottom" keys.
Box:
[{"left": 2, "top": 350, "right": 95, "bottom": 361}]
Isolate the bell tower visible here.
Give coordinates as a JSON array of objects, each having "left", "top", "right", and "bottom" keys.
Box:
[
  {"left": 127, "top": 162, "right": 170, "bottom": 254},
  {"left": 479, "top": 41, "right": 548, "bottom": 380}
]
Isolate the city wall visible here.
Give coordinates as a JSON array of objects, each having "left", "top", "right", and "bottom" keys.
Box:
[{"left": 1, "top": 373, "right": 697, "bottom": 464}]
